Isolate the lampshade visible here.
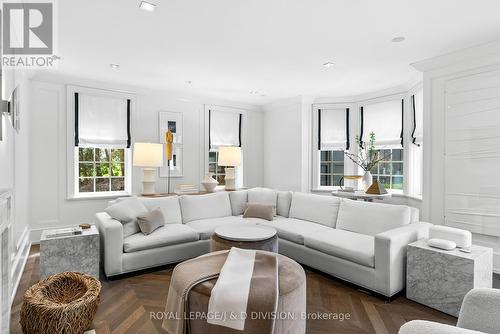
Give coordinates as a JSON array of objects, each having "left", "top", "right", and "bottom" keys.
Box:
[
  {"left": 218, "top": 146, "right": 241, "bottom": 167},
  {"left": 133, "top": 143, "right": 163, "bottom": 167}
]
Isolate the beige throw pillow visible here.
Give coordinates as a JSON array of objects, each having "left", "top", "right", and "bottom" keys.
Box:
[
  {"left": 137, "top": 208, "right": 165, "bottom": 235},
  {"left": 243, "top": 203, "right": 274, "bottom": 221}
]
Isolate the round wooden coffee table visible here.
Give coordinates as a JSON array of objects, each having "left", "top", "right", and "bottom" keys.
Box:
[{"left": 210, "top": 225, "right": 278, "bottom": 252}]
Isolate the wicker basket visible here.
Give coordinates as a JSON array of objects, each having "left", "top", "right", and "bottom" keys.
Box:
[{"left": 20, "top": 271, "right": 101, "bottom": 334}]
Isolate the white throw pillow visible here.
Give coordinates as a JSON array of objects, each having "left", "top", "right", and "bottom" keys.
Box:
[
  {"left": 336, "top": 199, "right": 411, "bottom": 236},
  {"left": 289, "top": 192, "right": 340, "bottom": 227},
  {"left": 105, "top": 198, "right": 149, "bottom": 238},
  {"left": 137, "top": 197, "right": 182, "bottom": 224},
  {"left": 247, "top": 188, "right": 278, "bottom": 213},
  {"left": 179, "top": 192, "right": 232, "bottom": 223},
  {"left": 229, "top": 190, "right": 248, "bottom": 216},
  {"left": 277, "top": 191, "right": 293, "bottom": 217}
]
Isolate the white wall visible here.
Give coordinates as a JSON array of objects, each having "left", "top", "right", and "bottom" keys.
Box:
[
  {"left": 29, "top": 73, "right": 264, "bottom": 241},
  {"left": 263, "top": 97, "right": 310, "bottom": 191}
]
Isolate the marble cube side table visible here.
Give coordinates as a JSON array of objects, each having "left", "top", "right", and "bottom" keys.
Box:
[
  {"left": 407, "top": 239, "right": 492, "bottom": 317},
  {"left": 40, "top": 225, "right": 100, "bottom": 279}
]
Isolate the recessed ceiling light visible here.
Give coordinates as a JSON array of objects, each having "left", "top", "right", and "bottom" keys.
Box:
[
  {"left": 185, "top": 80, "right": 192, "bottom": 84},
  {"left": 249, "top": 91, "right": 259, "bottom": 95},
  {"left": 323, "top": 62, "right": 334, "bottom": 68},
  {"left": 391, "top": 36, "right": 405, "bottom": 43},
  {"left": 139, "top": 1, "right": 156, "bottom": 12},
  {"left": 110, "top": 64, "right": 120, "bottom": 69}
]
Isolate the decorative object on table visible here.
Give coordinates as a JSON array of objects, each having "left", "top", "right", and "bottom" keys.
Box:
[
  {"left": 8, "top": 85, "right": 20, "bottom": 132},
  {"left": 201, "top": 172, "right": 218, "bottom": 193},
  {"left": 218, "top": 146, "right": 241, "bottom": 191},
  {"left": 427, "top": 238, "right": 457, "bottom": 250},
  {"left": 174, "top": 184, "right": 198, "bottom": 195},
  {"left": 165, "top": 129, "right": 174, "bottom": 193},
  {"left": 133, "top": 142, "right": 164, "bottom": 195},
  {"left": 344, "top": 132, "right": 391, "bottom": 191},
  {"left": 159, "top": 111, "right": 183, "bottom": 178},
  {"left": 20, "top": 271, "right": 101, "bottom": 334},
  {"left": 79, "top": 223, "right": 91, "bottom": 230},
  {"left": 210, "top": 225, "right": 278, "bottom": 252},
  {"left": 163, "top": 249, "right": 305, "bottom": 334},
  {"left": 339, "top": 175, "right": 363, "bottom": 191},
  {"left": 40, "top": 226, "right": 100, "bottom": 278},
  {"left": 45, "top": 227, "right": 83, "bottom": 238},
  {"left": 429, "top": 225, "right": 472, "bottom": 249},
  {"left": 365, "top": 179, "right": 388, "bottom": 195},
  {"left": 406, "top": 239, "right": 492, "bottom": 317}
]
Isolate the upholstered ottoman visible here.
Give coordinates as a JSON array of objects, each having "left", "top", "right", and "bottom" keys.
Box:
[{"left": 187, "top": 252, "right": 306, "bottom": 334}]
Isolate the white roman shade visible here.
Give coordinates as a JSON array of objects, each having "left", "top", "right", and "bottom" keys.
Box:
[
  {"left": 361, "top": 99, "right": 403, "bottom": 147},
  {"left": 318, "top": 108, "right": 349, "bottom": 150},
  {"left": 412, "top": 90, "right": 423, "bottom": 146},
  {"left": 209, "top": 110, "right": 241, "bottom": 150},
  {"left": 75, "top": 93, "right": 131, "bottom": 148}
]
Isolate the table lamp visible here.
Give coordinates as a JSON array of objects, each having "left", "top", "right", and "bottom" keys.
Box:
[
  {"left": 133, "top": 142, "right": 163, "bottom": 195},
  {"left": 218, "top": 146, "right": 241, "bottom": 191}
]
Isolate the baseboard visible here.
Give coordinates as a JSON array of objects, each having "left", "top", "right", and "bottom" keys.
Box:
[{"left": 10, "top": 227, "right": 31, "bottom": 304}]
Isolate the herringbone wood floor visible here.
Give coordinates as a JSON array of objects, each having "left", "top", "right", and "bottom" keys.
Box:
[{"left": 11, "top": 245, "right": 457, "bottom": 334}]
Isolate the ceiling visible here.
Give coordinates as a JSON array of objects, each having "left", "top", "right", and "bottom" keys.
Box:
[{"left": 51, "top": 0, "right": 500, "bottom": 105}]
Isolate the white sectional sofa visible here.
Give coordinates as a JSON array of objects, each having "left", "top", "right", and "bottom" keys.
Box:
[{"left": 95, "top": 188, "right": 430, "bottom": 297}]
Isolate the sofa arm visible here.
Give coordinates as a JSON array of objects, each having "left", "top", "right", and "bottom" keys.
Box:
[
  {"left": 399, "top": 320, "right": 485, "bottom": 334},
  {"left": 457, "top": 288, "right": 500, "bottom": 333},
  {"left": 374, "top": 222, "right": 431, "bottom": 296},
  {"left": 95, "top": 212, "right": 123, "bottom": 276}
]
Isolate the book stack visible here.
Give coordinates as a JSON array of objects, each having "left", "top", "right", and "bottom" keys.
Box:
[
  {"left": 174, "top": 184, "right": 198, "bottom": 195},
  {"left": 45, "top": 227, "right": 83, "bottom": 238}
]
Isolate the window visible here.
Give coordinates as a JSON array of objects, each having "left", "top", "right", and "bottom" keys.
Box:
[
  {"left": 370, "top": 148, "right": 403, "bottom": 190},
  {"left": 319, "top": 150, "right": 345, "bottom": 187},
  {"left": 208, "top": 151, "right": 226, "bottom": 185},
  {"left": 77, "top": 147, "right": 128, "bottom": 193}
]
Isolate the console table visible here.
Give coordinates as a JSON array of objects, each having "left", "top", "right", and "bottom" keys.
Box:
[
  {"left": 331, "top": 190, "right": 392, "bottom": 202},
  {"left": 406, "top": 239, "right": 492, "bottom": 316}
]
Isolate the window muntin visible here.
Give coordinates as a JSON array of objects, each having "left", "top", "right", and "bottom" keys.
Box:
[
  {"left": 370, "top": 148, "right": 403, "bottom": 190},
  {"left": 208, "top": 151, "right": 226, "bottom": 185},
  {"left": 319, "top": 150, "right": 345, "bottom": 187},
  {"left": 77, "top": 147, "right": 127, "bottom": 194}
]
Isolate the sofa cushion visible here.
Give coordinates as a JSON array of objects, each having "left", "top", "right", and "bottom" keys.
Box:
[
  {"left": 186, "top": 216, "right": 249, "bottom": 240},
  {"left": 259, "top": 218, "right": 332, "bottom": 244},
  {"left": 137, "top": 196, "right": 182, "bottom": 224},
  {"left": 105, "top": 198, "right": 148, "bottom": 238},
  {"left": 229, "top": 190, "right": 248, "bottom": 215},
  {"left": 336, "top": 199, "right": 411, "bottom": 236},
  {"left": 304, "top": 229, "right": 375, "bottom": 268},
  {"left": 277, "top": 191, "right": 293, "bottom": 217},
  {"left": 248, "top": 188, "right": 278, "bottom": 212},
  {"left": 179, "top": 192, "right": 232, "bottom": 223},
  {"left": 137, "top": 209, "right": 165, "bottom": 235},
  {"left": 288, "top": 192, "right": 340, "bottom": 227},
  {"left": 123, "top": 224, "right": 199, "bottom": 253},
  {"left": 243, "top": 203, "right": 274, "bottom": 221}
]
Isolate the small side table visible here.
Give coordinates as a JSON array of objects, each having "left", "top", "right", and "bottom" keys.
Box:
[
  {"left": 406, "top": 239, "right": 492, "bottom": 316},
  {"left": 210, "top": 225, "right": 278, "bottom": 253},
  {"left": 40, "top": 226, "right": 100, "bottom": 279},
  {"left": 331, "top": 190, "right": 392, "bottom": 202}
]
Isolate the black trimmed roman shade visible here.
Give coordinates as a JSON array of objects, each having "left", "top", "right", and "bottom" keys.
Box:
[
  {"left": 74, "top": 93, "right": 131, "bottom": 148},
  {"left": 317, "top": 108, "right": 350, "bottom": 151},
  {"left": 411, "top": 90, "right": 423, "bottom": 146},
  {"left": 209, "top": 109, "right": 242, "bottom": 150},
  {"left": 360, "top": 99, "right": 404, "bottom": 147}
]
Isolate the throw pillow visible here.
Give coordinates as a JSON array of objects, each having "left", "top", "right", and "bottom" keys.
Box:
[
  {"left": 105, "top": 198, "right": 148, "bottom": 238},
  {"left": 247, "top": 188, "right": 278, "bottom": 215},
  {"left": 243, "top": 203, "right": 274, "bottom": 221},
  {"left": 137, "top": 208, "right": 165, "bottom": 235}
]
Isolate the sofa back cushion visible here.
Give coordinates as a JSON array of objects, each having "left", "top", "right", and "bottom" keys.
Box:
[
  {"left": 336, "top": 199, "right": 411, "bottom": 236},
  {"left": 104, "top": 198, "right": 148, "bottom": 238},
  {"left": 137, "top": 197, "right": 182, "bottom": 224},
  {"left": 289, "top": 192, "right": 341, "bottom": 227},
  {"left": 248, "top": 188, "right": 278, "bottom": 213},
  {"left": 179, "top": 192, "right": 232, "bottom": 223},
  {"left": 277, "top": 191, "right": 293, "bottom": 217},
  {"left": 229, "top": 190, "right": 248, "bottom": 215}
]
